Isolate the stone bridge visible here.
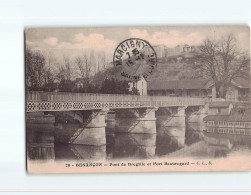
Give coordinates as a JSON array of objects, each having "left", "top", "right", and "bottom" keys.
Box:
[{"left": 26, "top": 91, "right": 209, "bottom": 146}]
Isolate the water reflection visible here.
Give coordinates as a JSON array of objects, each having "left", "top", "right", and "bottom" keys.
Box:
[
  {"left": 26, "top": 122, "right": 251, "bottom": 161},
  {"left": 55, "top": 144, "right": 106, "bottom": 160},
  {"left": 156, "top": 127, "right": 185, "bottom": 156},
  {"left": 27, "top": 126, "right": 55, "bottom": 161},
  {"left": 27, "top": 143, "right": 55, "bottom": 160},
  {"left": 205, "top": 136, "right": 232, "bottom": 158},
  {"left": 112, "top": 133, "right": 156, "bottom": 159}
]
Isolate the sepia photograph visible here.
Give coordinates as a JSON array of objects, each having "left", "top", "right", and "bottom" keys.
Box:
[{"left": 25, "top": 26, "right": 251, "bottom": 173}]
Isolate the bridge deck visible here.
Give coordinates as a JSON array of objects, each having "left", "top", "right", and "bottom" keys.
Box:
[{"left": 26, "top": 92, "right": 207, "bottom": 112}]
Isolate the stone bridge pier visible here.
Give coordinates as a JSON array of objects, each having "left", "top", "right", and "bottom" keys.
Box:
[
  {"left": 105, "top": 111, "right": 116, "bottom": 132},
  {"left": 187, "top": 105, "right": 208, "bottom": 123},
  {"left": 156, "top": 106, "right": 187, "bottom": 147},
  {"left": 115, "top": 107, "right": 158, "bottom": 134},
  {"left": 114, "top": 107, "right": 158, "bottom": 158},
  {"left": 55, "top": 108, "right": 109, "bottom": 146},
  {"left": 186, "top": 104, "right": 209, "bottom": 131}
]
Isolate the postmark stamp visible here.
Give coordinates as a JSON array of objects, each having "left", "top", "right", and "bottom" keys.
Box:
[{"left": 113, "top": 38, "right": 157, "bottom": 80}]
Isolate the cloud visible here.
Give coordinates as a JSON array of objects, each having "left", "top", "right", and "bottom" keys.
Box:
[
  {"left": 129, "top": 29, "right": 205, "bottom": 47},
  {"left": 43, "top": 37, "right": 58, "bottom": 46},
  {"left": 54, "top": 33, "right": 117, "bottom": 52},
  {"left": 26, "top": 33, "right": 118, "bottom": 62}
]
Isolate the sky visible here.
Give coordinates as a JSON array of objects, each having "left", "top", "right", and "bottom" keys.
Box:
[{"left": 25, "top": 26, "right": 250, "bottom": 70}]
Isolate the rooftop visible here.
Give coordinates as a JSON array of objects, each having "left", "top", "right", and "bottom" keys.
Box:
[
  {"left": 232, "top": 77, "right": 250, "bottom": 89},
  {"left": 208, "top": 77, "right": 250, "bottom": 89},
  {"left": 148, "top": 79, "right": 210, "bottom": 90},
  {"left": 203, "top": 115, "right": 230, "bottom": 122},
  {"left": 148, "top": 77, "right": 250, "bottom": 91}
]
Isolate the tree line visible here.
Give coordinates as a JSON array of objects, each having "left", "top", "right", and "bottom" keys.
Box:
[{"left": 25, "top": 48, "right": 135, "bottom": 94}]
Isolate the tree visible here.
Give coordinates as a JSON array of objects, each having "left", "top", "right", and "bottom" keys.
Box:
[
  {"left": 56, "top": 65, "right": 66, "bottom": 83},
  {"left": 43, "top": 51, "right": 57, "bottom": 91},
  {"left": 25, "top": 48, "right": 46, "bottom": 91},
  {"left": 58, "top": 79, "right": 74, "bottom": 92},
  {"left": 63, "top": 56, "right": 72, "bottom": 81},
  {"left": 75, "top": 56, "right": 86, "bottom": 79},
  {"left": 75, "top": 51, "right": 105, "bottom": 85},
  {"left": 83, "top": 52, "right": 92, "bottom": 83},
  {"left": 96, "top": 52, "right": 107, "bottom": 72},
  {"left": 75, "top": 53, "right": 92, "bottom": 88},
  {"left": 193, "top": 34, "right": 250, "bottom": 98},
  {"left": 90, "top": 50, "right": 97, "bottom": 76},
  {"left": 43, "top": 68, "right": 55, "bottom": 91},
  {"left": 26, "top": 48, "right": 58, "bottom": 91}
]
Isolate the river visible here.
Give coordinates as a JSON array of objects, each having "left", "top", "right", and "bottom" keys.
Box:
[{"left": 26, "top": 123, "right": 251, "bottom": 161}]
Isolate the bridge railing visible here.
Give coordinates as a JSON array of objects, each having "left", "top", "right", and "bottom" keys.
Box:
[{"left": 26, "top": 91, "right": 206, "bottom": 105}]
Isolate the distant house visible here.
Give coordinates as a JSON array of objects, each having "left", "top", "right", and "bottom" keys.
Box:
[
  {"left": 153, "top": 45, "right": 168, "bottom": 59},
  {"left": 209, "top": 78, "right": 250, "bottom": 102},
  {"left": 147, "top": 79, "right": 211, "bottom": 97},
  {"left": 143, "top": 44, "right": 167, "bottom": 59},
  {"left": 208, "top": 102, "right": 233, "bottom": 115},
  {"left": 166, "top": 44, "right": 196, "bottom": 57},
  {"left": 142, "top": 44, "right": 197, "bottom": 60},
  {"left": 128, "top": 77, "right": 147, "bottom": 96}
]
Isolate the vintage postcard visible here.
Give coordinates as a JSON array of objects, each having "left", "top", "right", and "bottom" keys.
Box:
[{"left": 25, "top": 26, "right": 251, "bottom": 173}]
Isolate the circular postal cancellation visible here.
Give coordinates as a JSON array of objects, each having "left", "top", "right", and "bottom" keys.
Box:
[{"left": 113, "top": 38, "right": 157, "bottom": 80}]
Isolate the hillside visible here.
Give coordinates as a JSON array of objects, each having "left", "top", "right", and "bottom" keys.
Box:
[
  {"left": 90, "top": 56, "right": 201, "bottom": 84},
  {"left": 147, "top": 58, "right": 200, "bottom": 81}
]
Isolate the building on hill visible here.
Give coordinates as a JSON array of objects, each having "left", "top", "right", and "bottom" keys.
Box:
[
  {"left": 166, "top": 44, "right": 195, "bottom": 57},
  {"left": 143, "top": 44, "right": 168, "bottom": 59},
  {"left": 142, "top": 44, "right": 197, "bottom": 60},
  {"left": 153, "top": 45, "right": 168, "bottom": 58}
]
